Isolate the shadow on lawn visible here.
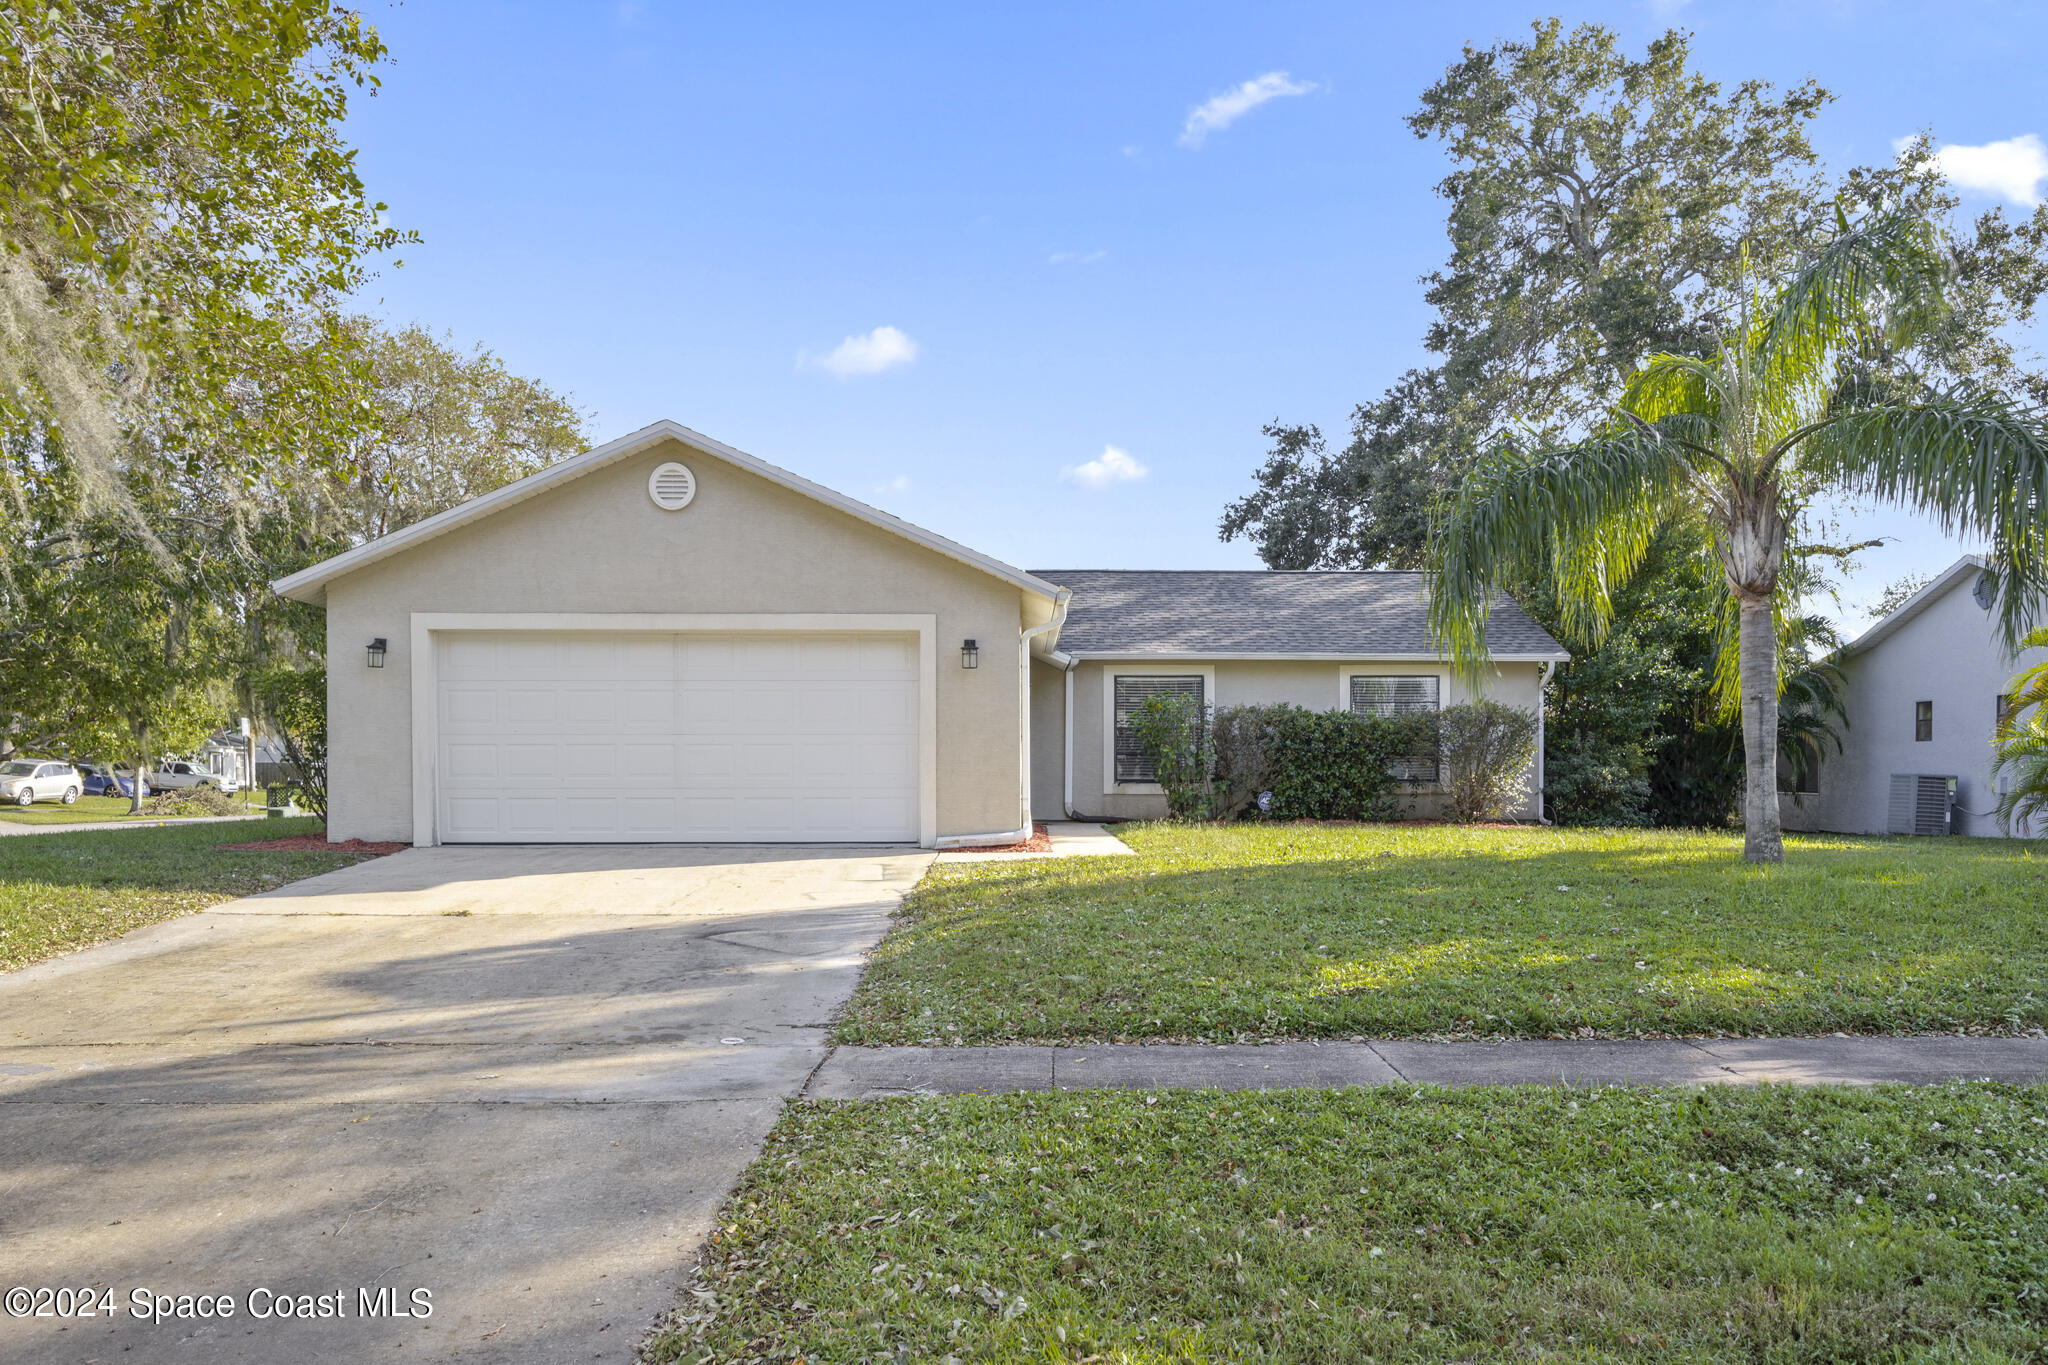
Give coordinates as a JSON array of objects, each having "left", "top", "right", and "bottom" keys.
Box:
[{"left": 868, "top": 830, "right": 2048, "bottom": 1040}]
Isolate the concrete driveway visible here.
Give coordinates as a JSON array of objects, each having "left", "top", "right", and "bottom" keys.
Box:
[{"left": 0, "top": 843, "right": 930, "bottom": 1363}]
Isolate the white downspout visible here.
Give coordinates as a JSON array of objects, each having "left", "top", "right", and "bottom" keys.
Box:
[
  {"left": 1063, "top": 657, "right": 1077, "bottom": 819},
  {"left": 1019, "top": 589, "right": 1071, "bottom": 829},
  {"left": 1535, "top": 659, "right": 1554, "bottom": 824}
]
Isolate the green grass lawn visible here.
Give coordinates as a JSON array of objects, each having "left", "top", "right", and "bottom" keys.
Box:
[
  {"left": 0, "top": 816, "right": 371, "bottom": 970},
  {"left": 838, "top": 823, "right": 2048, "bottom": 1044},
  {"left": 0, "top": 791, "right": 266, "bottom": 825},
  {"left": 648, "top": 1083, "right": 2048, "bottom": 1364}
]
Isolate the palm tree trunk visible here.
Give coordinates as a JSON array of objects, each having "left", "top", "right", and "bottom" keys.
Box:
[{"left": 1735, "top": 594, "right": 1783, "bottom": 864}]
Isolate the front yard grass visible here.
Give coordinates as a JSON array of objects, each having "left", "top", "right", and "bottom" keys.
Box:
[
  {"left": 0, "top": 791, "right": 265, "bottom": 825},
  {"left": 839, "top": 823, "right": 2048, "bottom": 1044},
  {"left": 0, "top": 816, "right": 370, "bottom": 970},
  {"left": 649, "top": 1082, "right": 2048, "bottom": 1363}
]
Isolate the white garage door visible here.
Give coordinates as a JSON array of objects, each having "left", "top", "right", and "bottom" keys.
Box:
[{"left": 435, "top": 631, "right": 919, "bottom": 843}]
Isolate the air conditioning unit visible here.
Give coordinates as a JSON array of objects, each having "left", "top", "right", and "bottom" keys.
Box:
[{"left": 1888, "top": 774, "right": 1957, "bottom": 836}]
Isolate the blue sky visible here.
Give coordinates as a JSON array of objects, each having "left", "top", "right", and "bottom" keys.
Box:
[{"left": 343, "top": 0, "right": 2048, "bottom": 632}]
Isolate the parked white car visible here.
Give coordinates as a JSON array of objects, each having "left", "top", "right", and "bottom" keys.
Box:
[
  {"left": 1, "top": 760, "right": 82, "bottom": 806},
  {"left": 150, "top": 760, "right": 239, "bottom": 795}
]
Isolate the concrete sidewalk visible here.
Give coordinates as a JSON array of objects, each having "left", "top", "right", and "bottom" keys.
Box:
[
  {"left": 808, "top": 1034, "right": 2048, "bottom": 1098},
  {"left": 934, "top": 820, "right": 1135, "bottom": 864}
]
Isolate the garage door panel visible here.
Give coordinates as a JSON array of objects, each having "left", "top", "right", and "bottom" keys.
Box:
[
  {"left": 445, "top": 743, "right": 499, "bottom": 781},
  {"left": 618, "top": 687, "right": 674, "bottom": 727},
  {"left": 733, "top": 688, "right": 792, "bottom": 729},
  {"left": 502, "top": 689, "right": 559, "bottom": 727},
  {"left": 565, "top": 796, "right": 618, "bottom": 833},
  {"left": 445, "top": 796, "right": 499, "bottom": 836},
  {"left": 857, "top": 685, "right": 918, "bottom": 731},
  {"left": 438, "top": 631, "right": 920, "bottom": 843},
  {"left": 621, "top": 743, "right": 675, "bottom": 780},
  {"left": 675, "top": 741, "right": 736, "bottom": 780},
  {"left": 738, "top": 742, "right": 797, "bottom": 783},
  {"left": 622, "top": 797, "right": 676, "bottom": 834},
  {"left": 443, "top": 687, "right": 498, "bottom": 727},
  {"left": 859, "top": 638, "right": 917, "bottom": 673}
]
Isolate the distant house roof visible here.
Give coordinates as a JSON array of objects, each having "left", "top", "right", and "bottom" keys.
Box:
[{"left": 1034, "top": 570, "right": 1569, "bottom": 660}]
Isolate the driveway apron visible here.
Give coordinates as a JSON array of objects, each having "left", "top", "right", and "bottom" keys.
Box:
[{"left": 0, "top": 843, "right": 930, "bottom": 1363}]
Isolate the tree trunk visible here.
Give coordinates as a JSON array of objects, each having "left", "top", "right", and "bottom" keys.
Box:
[
  {"left": 1719, "top": 491, "right": 1788, "bottom": 864},
  {"left": 1735, "top": 593, "right": 1783, "bottom": 864},
  {"left": 128, "top": 718, "right": 149, "bottom": 816}
]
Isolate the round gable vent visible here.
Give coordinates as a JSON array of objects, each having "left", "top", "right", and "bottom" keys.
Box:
[{"left": 648, "top": 461, "right": 697, "bottom": 511}]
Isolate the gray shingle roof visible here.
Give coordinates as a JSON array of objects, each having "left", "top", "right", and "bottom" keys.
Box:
[{"left": 1032, "top": 570, "right": 1568, "bottom": 659}]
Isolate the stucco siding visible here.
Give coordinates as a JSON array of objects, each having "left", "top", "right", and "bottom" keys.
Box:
[
  {"left": 322, "top": 437, "right": 1030, "bottom": 843},
  {"left": 1783, "top": 571, "right": 2045, "bottom": 838},
  {"left": 1059, "top": 657, "right": 1547, "bottom": 822},
  {"left": 1029, "top": 658, "right": 1066, "bottom": 819}
]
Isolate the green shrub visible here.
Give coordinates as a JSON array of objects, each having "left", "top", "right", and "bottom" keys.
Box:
[
  {"left": 1128, "top": 691, "right": 1212, "bottom": 819},
  {"left": 255, "top": 665, "right": 327, "bottom": 820},
  {"left": 142, "top": 785, "right": 240, "bottom": 818},
  {"left": 1438, "top": 700, "right": 1539, "bottom": 822},
  {"left": 1214, "top": 703, "right": 1436, "bottom": 823}
]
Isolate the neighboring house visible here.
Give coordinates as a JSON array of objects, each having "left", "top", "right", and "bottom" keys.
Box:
[
  {"left": 275, "top": 421, "right": 1565, "bottom": 849},
  {"left": 1781, "top": 555, "right": 2048, "bottom": 839}
]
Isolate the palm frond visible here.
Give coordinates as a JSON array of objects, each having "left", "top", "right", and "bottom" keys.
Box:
[
  {"left": 1990, "top": 714, "right": 2048, "bottom": 835},
  {"left": 1996, "top": 626, "right": 2048, "bottom": 732},
  {"left": 1802, "top": 389, "right": 2048, "bottom": 648},
  {"left": 1428, "top": 430, "right": 1694, "bottom": 670},
  {"left": 1759, "top": 204, "right": 1950, "bottom": 398}
]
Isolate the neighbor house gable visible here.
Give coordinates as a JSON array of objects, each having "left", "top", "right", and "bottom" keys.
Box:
[{"left": 274, "top": 419, "right": 1061, "bottom": 605}]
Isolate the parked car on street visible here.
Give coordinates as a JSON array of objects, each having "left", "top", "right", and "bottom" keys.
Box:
[
  {"left": 150, "top": 759, "right": 238, "bottom": 795},
  {"left": 0, "top": 760, "right": 82, "bottom": 806},
  {"left": 76, "top": 763, "right": 139, "bottom": 799}
]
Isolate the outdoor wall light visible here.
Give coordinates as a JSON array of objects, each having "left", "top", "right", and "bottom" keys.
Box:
[
  {"left": 960, "top": 638, "right": 979, "bottom": 670},
  {"left": 367, "top": 637, "right": 388, "bottom": 668}
]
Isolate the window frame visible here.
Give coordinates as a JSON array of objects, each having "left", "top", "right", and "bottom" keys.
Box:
[
  {"left": 1102, "top": 666, "right": 1215, "bottom": 795},
  {"left": 1914, "top": 699, "right": 1933, "bottom": 742},
  {"left": 1339, "top": 668, "right": 1445, "bottom": 785}
]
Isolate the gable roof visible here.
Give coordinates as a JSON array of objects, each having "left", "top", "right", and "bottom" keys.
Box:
[
  {"left": 1842, "top": 554, "right": 1989, "bottom": 657},
  {"left": 272, "top": 419, "right": 1063, "bottom": 605},
  {"left": 1031, "top": 569, "right": 1568, "bottom": 659}
]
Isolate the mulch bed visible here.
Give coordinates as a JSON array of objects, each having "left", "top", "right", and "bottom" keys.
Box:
[
  {"left": 947, "top": 821, "right": 1053, "bottom": 854},
  {"left": 220, "top": 834, "right": 409, "bottom": 856}
]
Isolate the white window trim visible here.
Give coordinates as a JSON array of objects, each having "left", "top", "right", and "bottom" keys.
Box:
[
  {"left": 1337, "top": 664, "right": 1447, "bottom": 788},
  {"left": 409, "top": 612, "right": 938, "bottom": 848},
  {"left": 1102, "top": 665, "right": 1216, "bottom": 796}
]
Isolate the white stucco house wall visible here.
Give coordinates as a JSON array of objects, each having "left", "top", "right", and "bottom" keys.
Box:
[
  {"left": 275, "top": 420, "right": 1566, "bottom": 848},
  {"left": 1781, "top": 555, "right": 2047, "bottom": 839}
]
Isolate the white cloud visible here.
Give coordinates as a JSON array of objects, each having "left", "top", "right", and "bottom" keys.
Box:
[
  {"left": 1062, "top": 445, "right": 1148, "bottom": 488},
  {"left": 802, "top": 325, "right": 919, "bottom": 377},
  {"left": 1900, "top": 133, "right": 2048, "bottom": 206},
  {"left": 1644, "top": 0, "right": 1692, "bottom": 19},
  {"left": 876, "top": 474, "right": 911, "bottom": 495},
  {"left": 1049, "top": 249, "right": 1108, "bottom": 266},
  {"left": 1179, "top": 72, "right": 1316, "bottom": 149}
]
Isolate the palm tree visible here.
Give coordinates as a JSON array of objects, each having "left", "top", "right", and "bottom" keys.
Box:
[
  {"left": 1992, "top": 626, "right": 2048, "bottom": 835},
  {"left": 1429, "top": 207, "right": 2048, "bottom": 863}
]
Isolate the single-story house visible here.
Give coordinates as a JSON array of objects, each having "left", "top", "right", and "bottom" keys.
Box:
[
  {"left": 275, "top": 421, "right": 1567, "bottom": 848},
  {"left": 1781, "top": 555, "right": 2047, "bottom": 839}
]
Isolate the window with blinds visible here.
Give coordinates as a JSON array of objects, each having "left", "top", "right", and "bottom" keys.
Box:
[
  {"left": 1349, "top": 674, "right": 1441, "bottom": 782},
  {"left": 1113, "top": 675, "right": 1205, "bottom": 784}
]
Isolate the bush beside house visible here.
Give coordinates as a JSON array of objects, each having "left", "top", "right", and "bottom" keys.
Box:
[{"left": 1132, "top": 697, "right": 1485, "bottom": 823}]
